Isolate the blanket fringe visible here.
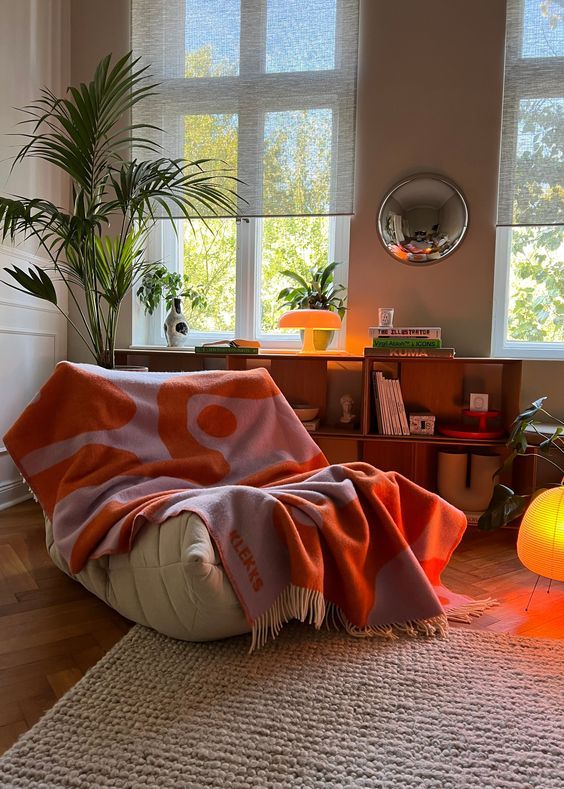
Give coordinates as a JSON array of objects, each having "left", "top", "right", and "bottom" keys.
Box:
[
  {"left": 249, "top": 584, "right": 450, "bottom": 652},
  {"left": 444, "top": 597, "right": 499, "bottom": 623}
]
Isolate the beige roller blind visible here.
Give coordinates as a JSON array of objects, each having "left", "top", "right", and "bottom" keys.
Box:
[
  {"left": 131, "top": 0, "right": 359, "bottom": 218},
  {"left": 497, "top": 0, "right": 564, "bottom": 226}
]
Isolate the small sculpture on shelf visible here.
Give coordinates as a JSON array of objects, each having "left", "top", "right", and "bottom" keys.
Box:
[{"left": 339, "top": 394, "right": 357, "bottom": 427}]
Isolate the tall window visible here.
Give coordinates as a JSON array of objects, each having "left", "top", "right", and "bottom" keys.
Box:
[
  {"left": 131, "top": 0, "right": 358, "bottom": 347},
  {"left": 493, "top": 0, "right": 564, "bottom": 359}
]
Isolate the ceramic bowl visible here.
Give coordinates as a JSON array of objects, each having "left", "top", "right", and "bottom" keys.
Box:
[{"left": 292, "top": 405, "right": 319, "bottom": 422}]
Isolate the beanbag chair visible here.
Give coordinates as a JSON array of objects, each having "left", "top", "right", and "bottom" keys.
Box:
[{"left": 46, "top": 511, "right": 250, "bottom": 641}]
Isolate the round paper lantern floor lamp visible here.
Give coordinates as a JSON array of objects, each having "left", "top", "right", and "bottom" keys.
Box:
[
  {"left": 517, "top": 486, "right": 564, "bottom": 609},
  {"left": 278, "top": 309, "right": 342, "bottom": 353}
]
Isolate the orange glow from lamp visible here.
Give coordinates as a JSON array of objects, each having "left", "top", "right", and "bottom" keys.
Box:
[
  {"left": 278, "top": 309, "right": 342, "bottom": 353},
  {"left": 517, "top": 486, "right": 564, "bottom": 606}
]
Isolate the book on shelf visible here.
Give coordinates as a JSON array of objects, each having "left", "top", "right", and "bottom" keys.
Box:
[
  {"left": 372, "top": 372, "right": 385, "bottom": 433},
  {"left": 203, "top": 338, "right": 260, "bottom": 348},
  {"left": 372, "top": 338, "right": 442, "bottom": 348},
  {"left": 301, "top": 417, "right": 320, "bottom": 433},
  {"left": 369, "top": 327, "right": 441, "bottom": 339},
  {"left": 195, "top": 346, "right": 259, "bottom": 354},
  {"left": 195, "top": 338, "right": 259, "bottom": 354},
  {"left": 393, "top": 378, "right": 410, "bottom": 435},
  {"left": 364, "top": 347, "right": 455, "bottom": 358},
  {"left": 371, "top": 371, "right": 409, "bottom": 436},
  {"left": 195, "top": 338, "right": 260, "bottom": 354}
]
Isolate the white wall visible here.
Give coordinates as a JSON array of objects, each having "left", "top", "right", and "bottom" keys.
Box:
[
  {"left": 0, "top": 0, "right": 70, "bottom": 509},
  {"left": 66, "top": 0, "right": 563, "bottom": 417},
  {"left": 67, "top": 0, "right": 133, "bottom": 364}
]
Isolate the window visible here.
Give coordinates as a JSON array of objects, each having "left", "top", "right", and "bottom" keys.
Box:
[
  {"left": 493, "top": 0, "right": 564, "bottom": 359},
  {"left": 131, "top": 1, "right": 359, "bottom": 347}
]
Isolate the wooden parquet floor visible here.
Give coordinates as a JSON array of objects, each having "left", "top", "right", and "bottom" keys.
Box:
[{"left": 0, "top": 500, "right": 563, "bottom": 757}]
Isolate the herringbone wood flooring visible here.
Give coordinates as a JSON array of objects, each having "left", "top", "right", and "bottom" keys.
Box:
[{"left": 0, "top": 500, "right": 562, "bottom": 756}]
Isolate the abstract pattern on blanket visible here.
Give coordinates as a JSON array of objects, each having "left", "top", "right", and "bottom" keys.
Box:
[{"left": 4, "top": 362, "right": 487, "bottom": 648}]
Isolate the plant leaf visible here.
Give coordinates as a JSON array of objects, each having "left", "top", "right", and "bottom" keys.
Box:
[{"left": 477, "top": 484, "right": 530, "bottom": 531}]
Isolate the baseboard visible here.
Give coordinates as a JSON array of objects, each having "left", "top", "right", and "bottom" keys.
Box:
[{"left": 0, "top": 479, "right": 32, "bottom": 511}]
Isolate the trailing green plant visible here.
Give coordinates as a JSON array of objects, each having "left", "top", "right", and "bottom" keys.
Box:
[
  {"left": 478, "top": 397, "right": 564, "bottom": 531},
  {"left": 277, "top": 261, "right": 347, "bottom": 319},
  {"left": 0, "top": 53, "right": 238, "bottom": 368},
  {"left": 136, "top": 265, "right": 207, "bottom": 316}
]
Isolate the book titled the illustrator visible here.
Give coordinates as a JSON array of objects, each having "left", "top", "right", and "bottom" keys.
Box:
[
  {"left": 365, "top": 347, "right": 455, "bottom": 358},
  {"left": 369, "top": 326, "right": 441, "bottom": 339},
  {"left": 372, "top": 338, "right": 442, "bottom": 348}
]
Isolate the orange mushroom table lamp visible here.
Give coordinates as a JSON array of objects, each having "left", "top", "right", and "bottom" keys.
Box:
[
  {"left": 517, "top": 486, "right": 564, "bottom": 608},
  {"left": 278, "top": 309, "right": 342, "bottom": 353}
]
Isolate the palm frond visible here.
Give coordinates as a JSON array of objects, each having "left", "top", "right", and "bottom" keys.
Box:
[
  {"left": 2, "top": 263, "right": 57, "bottom": 304},
  {"left": 12, "top": 53, "right": 159, "bottom": 196},
  {"left": 1, "top": 53, "right": 243, "bottom": 367}
]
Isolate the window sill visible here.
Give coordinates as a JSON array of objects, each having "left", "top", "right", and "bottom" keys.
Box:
[
  {"left": 492, "top": 342, "right": 564, "bottom": 361},
  {"left": 122, "top": 345, "right": 360, "bottom": 359}
]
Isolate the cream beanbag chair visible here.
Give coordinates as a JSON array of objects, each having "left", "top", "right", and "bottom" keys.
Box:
[{"left": 46, "top": 512, "right": 250, "bottom": 642}]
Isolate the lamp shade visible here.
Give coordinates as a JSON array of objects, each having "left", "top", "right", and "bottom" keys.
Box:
[
  {"left": 278, "top": 309, "right": 342, "bottom": 330},
  {"left": 278, "top": 309, "right": 342, "bottom": 353},
  {"left": 517, "top": 487, "right": 564, "bottom": 581}
]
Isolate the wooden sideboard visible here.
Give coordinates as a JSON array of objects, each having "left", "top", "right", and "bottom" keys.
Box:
[{"left": 115, "top": 348, "right": 534, "bottom": 495}]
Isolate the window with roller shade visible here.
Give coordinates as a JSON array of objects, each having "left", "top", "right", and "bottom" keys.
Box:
[
  {"left": 131, "top": 0, "right": 358, "bottom": 347},
  {"left": 493, "top": 0, "right": 564, "bottom": 358}
]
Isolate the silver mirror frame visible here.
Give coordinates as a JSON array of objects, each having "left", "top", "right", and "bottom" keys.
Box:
[{"left": 377, "top": 174, "right": 469, "bottom": 266}]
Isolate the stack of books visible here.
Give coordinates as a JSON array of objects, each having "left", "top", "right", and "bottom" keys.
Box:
[
  {"left": 365, "top": 327, "right": 455, "bottom": 358},
  {"left": 372, "top": 371, "right": 410, "bottom": 436},
  {"left": 194, "top": 339, "right": 260, "bottom": 355}
]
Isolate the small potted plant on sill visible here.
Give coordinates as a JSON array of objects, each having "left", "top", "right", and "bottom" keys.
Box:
[
  {"left": 136, "top": 265, "right": 207, "bottom": 347},
  {"left": 277, "top": 261, "right": 347, "bottom": 351},
  {"left": 0, "top": 53, "right": 238, "bottom": 368},
  {"left": 478, "top": 397, "right": 563, "bottom": 531}
]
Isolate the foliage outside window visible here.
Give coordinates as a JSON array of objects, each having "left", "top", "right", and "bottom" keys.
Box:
[
  {"left": 131, "top": 0, "right": 357, "bottom": 346},
  {"left": 494, "top": 1, "right": 564, "bottom": 358}
]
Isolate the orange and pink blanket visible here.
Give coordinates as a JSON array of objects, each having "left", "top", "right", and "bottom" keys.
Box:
[{"left": 4, "top": 362, "right": 484, "bottom": 648}]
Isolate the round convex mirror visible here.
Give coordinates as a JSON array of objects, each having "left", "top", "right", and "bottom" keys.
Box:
[{"left": 377, "top": 174, "right": 468, "bottom": 265}]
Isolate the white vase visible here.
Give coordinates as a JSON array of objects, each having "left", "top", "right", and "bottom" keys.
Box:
[
  {"left": 164, "top": 297, "right": 189, "bottom": 347},
  {"left": 437, "top": 451, "right": 499, "bottom": 512}
]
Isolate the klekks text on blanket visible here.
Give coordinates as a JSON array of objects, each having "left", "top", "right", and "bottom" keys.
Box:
[{"left": 4, "top": 363, "right": 494, "bottom": 649}]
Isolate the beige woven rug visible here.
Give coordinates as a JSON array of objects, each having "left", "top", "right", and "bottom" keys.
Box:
[{"left": 0, "top": 625, "right": 562, "bottom": 789}]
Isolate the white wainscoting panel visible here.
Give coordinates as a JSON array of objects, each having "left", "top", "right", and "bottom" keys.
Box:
[
  {"left": 0, "top": 328, "right": 57, "bottom": 509},
  {"left": 0, "top": 0, "right": 70, "bottom": 509}
]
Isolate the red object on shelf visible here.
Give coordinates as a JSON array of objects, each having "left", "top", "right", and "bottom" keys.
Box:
[{"left": 438, "top": 409, "right": 505, "bottom": 440}]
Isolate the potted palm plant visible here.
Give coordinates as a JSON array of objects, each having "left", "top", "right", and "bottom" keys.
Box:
[
  {"left": 0, "top": 53, "right": 238, "bottom": 368},
  {"left": 277, "top": 261, "right": 347, "bottom": 351}
]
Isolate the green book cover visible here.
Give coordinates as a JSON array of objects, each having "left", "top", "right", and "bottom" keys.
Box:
[
  {"left": 194, "top": 346, "right": 259, "bottom": 354},
  {"left": 372, "top": 338, "right": 442, "bottom": 348}
]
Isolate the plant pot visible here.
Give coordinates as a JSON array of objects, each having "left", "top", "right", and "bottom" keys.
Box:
[
  {"left": 164, "top": 297, "right": 189, "bottom": 347},
  {"left": 437, "top": 451, "right": 499, "bottom": 512},
  {"left": 299, "top": 329, "right": 335, "bottom": 351}
]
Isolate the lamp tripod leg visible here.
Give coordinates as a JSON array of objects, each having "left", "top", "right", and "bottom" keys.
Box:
[
  {"left": 547, "top": 578, "right": 553, "bottom": 595},
  {"left": 524, "top": 575, "right": 541, "bottom": 612}
]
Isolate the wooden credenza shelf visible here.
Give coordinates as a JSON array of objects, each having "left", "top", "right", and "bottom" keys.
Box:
[{"left": 116, "top": 348, "right": 532, "bottom": 494}]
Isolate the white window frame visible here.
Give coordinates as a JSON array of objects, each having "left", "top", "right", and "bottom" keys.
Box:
[
  {"left": 131, "top": 0, "right": 355, "bottom": 351},
  {"left": 492, "top": 226, "right": 564, "bottom": 360},
  {"left": 492, "top": 0, "right": 564, "bottom": 360},
  {"left": 132, "top": 215, "right": 350, "bottom": 350}
]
